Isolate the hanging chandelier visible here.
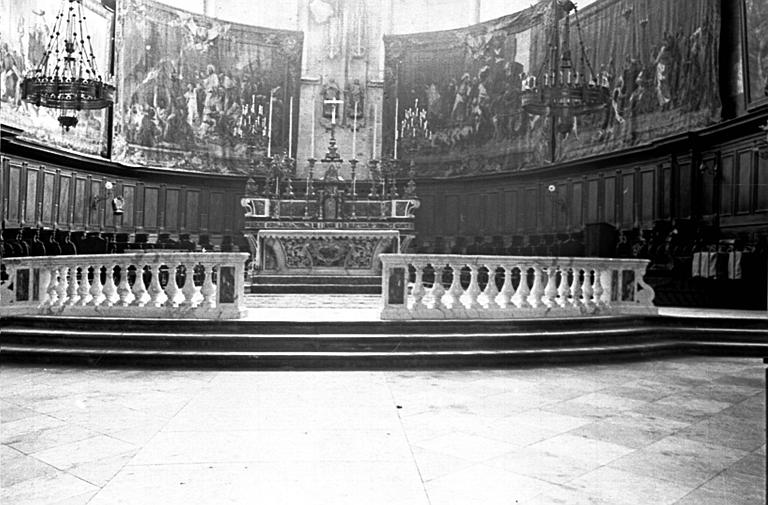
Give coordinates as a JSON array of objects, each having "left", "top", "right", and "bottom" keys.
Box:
[
  {"left": 21, "top": 0, "right": 115, "bottom": 131},
  {"left": 521, "top": 0, "right": 609, "bottom": 132}
]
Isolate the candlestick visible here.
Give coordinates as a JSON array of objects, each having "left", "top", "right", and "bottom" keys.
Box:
[
  {"left": 288, "top": 96, "right": 293, "bottom": 158},
  {"left": 352, "top": 101, "right": 358, "bottom": 159},
  {"left": 267, "top": 94, "right": 274, "bottom": 157}
]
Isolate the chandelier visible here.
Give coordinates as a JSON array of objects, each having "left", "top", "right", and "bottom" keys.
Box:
[
  {"left": 21, "top": 0, "right": 115, "bottom": 131},
  {"left": 521, "top": 0, "right": 609, "bottom": 133}
]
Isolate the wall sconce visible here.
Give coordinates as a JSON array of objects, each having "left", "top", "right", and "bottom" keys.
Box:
[
  {"left": 546, "top": 184, "right": 568, "bottom": 212},
  {"left": 91, "top": 181, "right": 125, "bottom": 216}
]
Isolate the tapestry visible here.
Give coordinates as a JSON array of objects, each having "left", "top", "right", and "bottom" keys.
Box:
[
  {"left": 744, "top": 0, "right": 768, "bottom": 105},
  {"left": 112, "top": 0, "right": 302, "bottom": 174},
  {"left": 383, "top": 0, "right": 721, "bottom": 177},
  {"left": 0, "top": 0, "right": 112, "bottom": 157}
]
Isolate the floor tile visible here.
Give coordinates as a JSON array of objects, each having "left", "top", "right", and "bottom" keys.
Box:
[
  {"left": 89, "top": 462, "right": 429, "bottom": 505},
  {"left": 131, "top": 429, "right": 412, "bottom": 464},
  {"left": 414, "top": 431, "right": 518, "bottom": 462},
  {"left": 568, "top": 411, "right": 689, "bottom": 449},
  {"left": 565, "top": 466, "right": 691, "bottom": 505},
  {"left": 31, "top": 434, "right": 138, "bottom": 470},
  {"left": 526, "top": 433, "right": 634, "bottom": 465},
  {"left": 502, "top": 409, "right": 593, "bottom": 433},
  {"left": 0, "top": 471, "right": 98, "bottom": 505},
  {"left": 608, "top": 435, "right": 750, "bottom": 487},
  {"left": 410, "top": 447, "right": 474, "bottom": 482},
  {"left": 673, "top": 468, "right": 766, "bottom": 505},
  {"left": 0, "top": 448, "right": 60, "bottom": 487},
  {"left": 676, "top": 412, "right": 765, "bottom": 452},
  {"left": 425, "top": 463, "right": 561, "bottom": 505},
  {"left": 488, "top": 446, "right": 600, "bottom": 484}
]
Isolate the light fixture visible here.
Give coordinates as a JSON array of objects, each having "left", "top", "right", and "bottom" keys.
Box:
[
  {"left": 546, "top": 184, "right": 568, "bottom": 212},
  {"left": 92, "top": 181, "right": 124, "bottom": 215},
  {"left": 521, "top": 0, "right": 609, "bottom": 140},
  {"left": 21, "top": 0, "right": 115, "bottom": 131}
]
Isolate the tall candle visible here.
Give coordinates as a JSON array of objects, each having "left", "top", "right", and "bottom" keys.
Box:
[
  {"left": 310, "top": 98, "right": 316, "bottom": 158},
  {"left": 352, "top": 101, "right": 358, "bottom": 159},
  {"left": 288, "top": 97, "right": 293, "bottom": 158},
  {"left": 267, "top": 94, "right": 274, "bottom": 157},
  {"left": 393, "top": 97, "right": 399, "bottom": 160},
  {"left": 372, "top": 105, "right": 377, "bottom": 159}
]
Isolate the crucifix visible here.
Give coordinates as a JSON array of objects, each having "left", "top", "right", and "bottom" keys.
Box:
[{"left": 324, "top": 97, "right": 344, "bottom": 128}]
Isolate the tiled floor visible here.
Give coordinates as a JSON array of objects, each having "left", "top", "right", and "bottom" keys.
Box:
[{"left": 1, "top": 357, "right": 765, "bottom": 505}]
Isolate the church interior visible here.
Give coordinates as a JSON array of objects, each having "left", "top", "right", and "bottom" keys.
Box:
[{"left": 0, "top": 0, "right": 766, "bottom": 503}]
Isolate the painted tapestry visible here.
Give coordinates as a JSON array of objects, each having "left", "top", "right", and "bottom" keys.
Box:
[
  {"left": 112, "top": 0, "right": 302, "bottom": 174},
  {"left": 383, "top": 0, "right": 721, "bottom": 177},
  {"left": 0, "top": 0, "right": 111, "bottom": 157},
  {"left": 744, "top": 0, "right": 768, "bottom": 106}
]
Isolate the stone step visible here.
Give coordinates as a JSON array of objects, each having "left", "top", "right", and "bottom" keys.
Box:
[
  {"left": 251, "top": 275, "right": 380, "bottom": 285},
  {"left": 249, "top": 283, "right": 381, "bottom": 294}
]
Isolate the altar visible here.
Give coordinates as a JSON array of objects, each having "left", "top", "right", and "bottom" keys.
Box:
[{"left": 240, "top": 131, "right": 419, "bottom": 279}]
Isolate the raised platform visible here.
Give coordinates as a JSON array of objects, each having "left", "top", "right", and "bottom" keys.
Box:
[{"left": 1, "top": 295, "right": 766, "bottom": 368}]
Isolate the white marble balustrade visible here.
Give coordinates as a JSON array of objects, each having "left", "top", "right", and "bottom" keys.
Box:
[
  {"left": 380, "top": 254, "right": 657, "bottom": 319},
  {"left": 0, "top": 252, "right": 249, "bottom": 319}
]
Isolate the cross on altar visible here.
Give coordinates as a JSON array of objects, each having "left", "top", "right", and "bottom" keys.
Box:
[{"left": 324, "top": 97, "right": 344, "bottom": 125}]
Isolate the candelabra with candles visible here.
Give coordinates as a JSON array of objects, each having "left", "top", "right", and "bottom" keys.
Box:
[{"left": 399, "top": 99, "right": 431, "bottom": 153}]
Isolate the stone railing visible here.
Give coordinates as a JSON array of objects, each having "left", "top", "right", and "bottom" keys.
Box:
[
  {"left": 0, "top": 252, "right": 249, "bottom": 319},
  {"left": 380, "top": 254, "right": 657, "bottom": 319}
]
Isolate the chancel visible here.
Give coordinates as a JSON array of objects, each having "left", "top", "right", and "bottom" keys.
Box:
[{"left": 0, "top": 0, "right": 766, "bottom": 504}]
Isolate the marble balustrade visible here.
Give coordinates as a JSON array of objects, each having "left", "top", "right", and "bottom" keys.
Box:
[
  {"left": 380, "top": 254, "right": 657, "bottom": 319},
  {"left": 0, "top": 252, "right": 249, "bottom": 319}
]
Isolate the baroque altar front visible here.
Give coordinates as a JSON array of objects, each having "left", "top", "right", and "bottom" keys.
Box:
[{"left": 240, "top": 140, "right": 419, "bottom": 277}]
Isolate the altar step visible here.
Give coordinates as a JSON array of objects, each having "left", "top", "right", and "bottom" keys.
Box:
[
  {"left": 249, "top": 274, "right": 381, "bottom": 294},
  {"left": 2, "top": 314, "right": 766, "bottom": 369}
]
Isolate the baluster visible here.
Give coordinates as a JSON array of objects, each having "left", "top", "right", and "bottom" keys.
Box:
[
  {"left": 582, "top": 269, "right": 594, "bottom": 307},
  {"left": 164, "top": 263, "right": 181, "bottom": 308},
  {"left": 483, "top": 264, "right": 500, "bottom": 309},
  {"left": 465, "top": 265, "right": 482, "bottom": 309},
  {"left": 181, "top": 262, "right": 199, "bottom": 307},
  {"left": 543, "top": 266, "right": 558, "bottom": 307},
  {"left": 67, "top": 266, "right": 80, "bottom": 306},
  {"left": 46, "top": 267, "right": 60, "bottom": 307},
  {"left": 148, "top": 264, "right": 166, "bottom": 307},
  {"left": 511, "top": 266, "right": 531, "bottom": 308},
  {"left": 447, "top": 263, "right": 464, "bottom": 310},
  {"left": 55, "top": 266, "right": 69, "bottom": 307},
  {"left": 591, "top": 267, "right": 604, "bottom": 308},
  {"left": 102, "top": 264, "right": 119, "bottom": 307},
  {"left": 528, "top": 266, "right": 545, "bottom": 308},
  {"left": 88, "top": 264, "right": 105, "bottom": 306},
  {"left": 116, "top": 262, "right": 134, "bottom": 306},
  {"left": 411, "top": 263, "right": 427, "bottom": 310},
  {"left": 131, "top": 265, "right": 150, "bottom": 306},
  {"left": 601, "top": 269, "right": 613, "bottom": 306},
  {"left": 556, "top": 267, "right": 570, "bottom": 307},
  {"left": 570, "top": 267, "right": 583, "bottom": 307},
  {"left": 201, "top": 263, "right": 218, "bottom": 308},
  {"left": 77, "top": 265, "right": 93, "bottom": 306},
  {"left": 498, "top": 265, "right": 514, "bottom": 308},
  {"left": 430, "top": 264, "right": 447, "bottom": 310}
]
